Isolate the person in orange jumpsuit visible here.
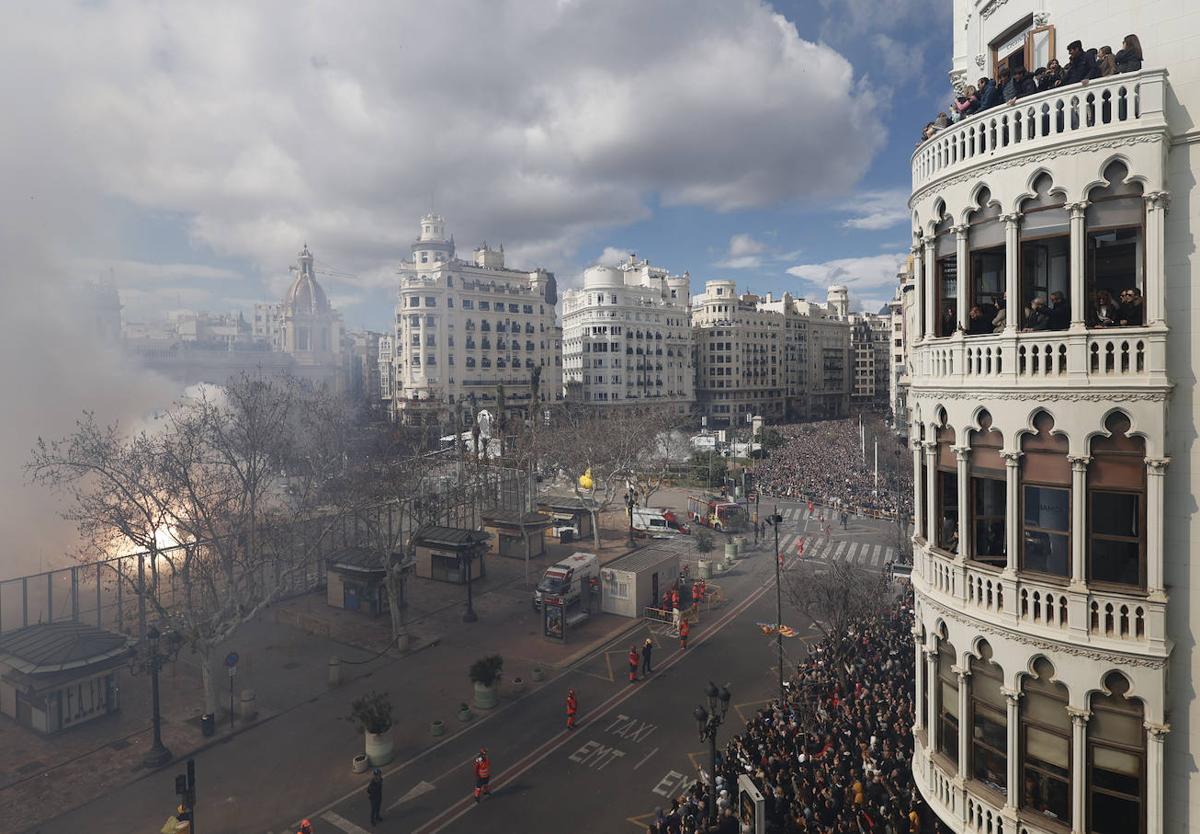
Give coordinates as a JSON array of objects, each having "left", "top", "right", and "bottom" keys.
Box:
[
  {"left": 628, "top": 645, "right": 639, "bottom": 683},
  {"left": 473, "top": 748, "right": 491, "bottom": 802},
  {"left": 566, "top": 688, "right": 578, "bottom": 729},
  {"left": 679, "top": 617, "right": 690, "bottom": 650}
]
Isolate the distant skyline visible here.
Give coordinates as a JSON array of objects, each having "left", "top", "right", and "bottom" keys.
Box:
[{"left": 13, "top": 0, "right": 950, "bottom": 329}]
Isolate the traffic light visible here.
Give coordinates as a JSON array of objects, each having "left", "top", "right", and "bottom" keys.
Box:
[{"left": 175, "top": 774, "right": 188, "bottom": 797}]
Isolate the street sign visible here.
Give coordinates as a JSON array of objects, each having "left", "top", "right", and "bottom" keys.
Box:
[{"left": 224, "top": 652, "right": 239, "bottom": 668}]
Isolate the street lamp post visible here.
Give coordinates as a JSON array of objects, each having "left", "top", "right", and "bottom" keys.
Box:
[
  {"left": 463, "top": 543, "right": 479, "bottom": 622},
  {"left": 693, "top": 681, "right": 732, "bottom": 828},
  {"left": 625, "top": 490, "right": 636, "bottom": 547},
  {"left": 130, "top": 624, "right": 183, "bottom": 768},
  {"left": 766, "top": 510, "right": 785, "bottom": 704}
]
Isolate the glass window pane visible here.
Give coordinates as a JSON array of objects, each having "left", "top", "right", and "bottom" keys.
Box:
[
  {"left": 1092, "top": 493, "right": 1140, "bottom": 537},
  {"left": 1091, "top": 791, "right": 1140, "bottom": 834},
  {"left": 1025, "top": 690, "right": 1069, "bottom": 726},
  {"left": 942, "top": 681, "right": 959, "bottom": 717},
  {"left": 1092, "top": 710, "right": 1143, "bottom": 747},
  {"left": 1026, "top": 726, "right": 1069, "bottom": 768},
  {"left": 1023, "top": 763, "right": 1070, "bottom": 824},
  {"left": 1024, "top": 486, "right": 1069, "bottom": 530},
  {"left": 1091, "top": 539, "right": 1141, "bottom": 586}
]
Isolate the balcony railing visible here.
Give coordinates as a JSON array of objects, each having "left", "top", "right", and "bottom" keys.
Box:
[
  {"left": 912, "top": 68, "right": 1168, "bottom": 192},
  {"left": 913, "top": 327, "right": 1167, "bottom": 389},
  {"left": 914, "top": 545, "right": 1167, "bottom": 656}
]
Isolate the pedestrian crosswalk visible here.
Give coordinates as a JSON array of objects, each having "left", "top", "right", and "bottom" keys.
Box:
[{"left": 771, "top": 531, "right": 897, "bottom": 569}]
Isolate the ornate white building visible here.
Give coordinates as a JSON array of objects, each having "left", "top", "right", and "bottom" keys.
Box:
[
  {"left": 383, "top": 214, "right": 563, "bottom": 425},
  {"left": 757, "top": 291, "right": 852, "bottom": 421},
  {"left": 560, "top": 257, "right": 693, "bottom": 413},
  {"left": 907, "top": 4, "right": 1195, "bottom": 834}
]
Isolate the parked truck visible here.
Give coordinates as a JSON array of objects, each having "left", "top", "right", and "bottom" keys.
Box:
[
  {"left": 631, "top": 507, "right": 690, "bottom": 538},
  {"left": 687, "top": 494, "right": 749, "bottom": 533}
]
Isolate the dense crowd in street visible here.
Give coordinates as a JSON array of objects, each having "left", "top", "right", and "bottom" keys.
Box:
[
  {"left": 750, "top": 421, "right": 913, "bottom": 518},
  {"left": 647, "top": 590, "right": 927, "bottom": 834}
]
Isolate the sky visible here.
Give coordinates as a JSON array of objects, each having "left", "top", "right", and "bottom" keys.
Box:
[
  {"left": 0, "top": 0, "right": 952, "bottom": 575},
  {"left": 5, "top": 0, "right": 952, "bottom": 329}
]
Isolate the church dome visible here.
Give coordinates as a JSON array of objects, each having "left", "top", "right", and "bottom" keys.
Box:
[{"left": 284, "top": 244, "right": 330, "bottom": 315}]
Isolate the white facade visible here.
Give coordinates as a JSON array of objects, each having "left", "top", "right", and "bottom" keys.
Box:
[
  {"left": 561, "top": 258, "right": 693, "bottom": 413},
  {"left": 386, "top": 214, "right": 563, "bottom": 425},
  {"left": 908, "top": 4, "right": 1198, "bottom": 834},
  {"left": 846, "top": 309, "right": 891, "bottom": 409},
  {"left": 888, "top": 261, "right": 915, "bottom": 434}
]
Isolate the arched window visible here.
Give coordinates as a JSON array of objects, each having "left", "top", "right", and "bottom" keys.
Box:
[
  {"left": 1021, "top": 658, "right": 1071, "bottom": 824},
  {"left": 1088, "top": 673, "right": 1145, "bottom": 833},
  {"left": 968, "top": 188, "right": 1005, "bottom": 331},
  {"left": 969, "top": 411, "right": 1006, "bottom": 566},
  {"left": 1088, "top": 413, "right": 1146, "bottom": 588},
  {"left": 1020, "top": 174, "right": 1070, "bottom": 329},
  {"left": 935, "top": 419, "right": 959, "bottom": 553},
  {"left": 934, "top": 212, "right": 957, "bottom": 337},
  {"left": 937, "top": 637, "right": 959, "bottom": 767},
  {"left": 970, "top": 642, "right": 1007, "bottom": 791},
  {"left": 1021, "top": 412, "right": 1070, "bottom": 577},
  {"left": 1086, "top": 162, "right": 1145, "bottom": 328}
]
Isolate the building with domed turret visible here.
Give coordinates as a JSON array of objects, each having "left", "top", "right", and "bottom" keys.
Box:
[{"left": 382, "top": 214, "right": 563, "bottom": 425}]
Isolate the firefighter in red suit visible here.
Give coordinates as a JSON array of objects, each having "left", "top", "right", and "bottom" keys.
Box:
[
  {"left": 473, "top": 748, "right": 491, "bottom": 802},
  {"left": 628, "top": 645, "right": 639, "bottom": 683},
  {"left": 679, "top": 617, "right": 690, "bottom": 650},
  {"left": 566, "top": 688, "right": 578, "bottom": 729}
]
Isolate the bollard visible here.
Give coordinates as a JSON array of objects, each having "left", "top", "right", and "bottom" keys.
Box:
[
  {"left": 328, "top": 656, "right": 342, "bottom": 688},
  {"left": 239, "top": 689, "right": 257, "bottom": 722}
]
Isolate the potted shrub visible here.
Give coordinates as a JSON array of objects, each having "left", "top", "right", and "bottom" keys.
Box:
[
  {"left": 347, "top": 690, "right": 395, "bottom": 767},
  {"left": 469, "top": 654, "right": 504, "bottom": 709},
  {"left": 457, "top": 702, "right": 474, "bottom": 722},
  {"left": 510, "top": 675, "right": 525, "bottom": 694}
]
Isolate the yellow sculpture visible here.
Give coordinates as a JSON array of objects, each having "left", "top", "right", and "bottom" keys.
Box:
[{"left": 578, "top": 468, "right": 594, "bottom": 490}]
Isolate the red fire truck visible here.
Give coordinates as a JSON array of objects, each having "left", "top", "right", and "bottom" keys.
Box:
[{"left": 687, "top": 495, "right": 749, "bottom": 533}]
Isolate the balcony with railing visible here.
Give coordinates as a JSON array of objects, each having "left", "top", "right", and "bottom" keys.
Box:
[
  {"left": 914, "top": 544, "right": 1167, "bottom": 657},
  {"left": 912, "top": 327, "right": 1167, "bottom": 390},
  {"left": 911, "top": 68, "right": 1168, "bottom": 192}
]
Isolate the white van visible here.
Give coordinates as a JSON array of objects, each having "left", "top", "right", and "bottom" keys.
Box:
[
  {"left": 533, "top": 552, "right": 600, "bottom": 610},
  {"left": 632, "top": 507, "right": 690, "bottom": 538}
]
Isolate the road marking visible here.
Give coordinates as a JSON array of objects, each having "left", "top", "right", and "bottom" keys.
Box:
[
  {"left": 732, "top": 698, "right": 773, "bottom": 724},
  {"left": 871, "top": 544, "right": 884, "bottom": 565},
  {"left": 321, "top": 811, "right": 372, "bottom": 834},
  {"left": 388, "top": 780, "right": 437, "bottom": 811},
  {"left": 411, "top": 554, "right": 801, "bottom": 834},
  {"left": 832, "top": 541, "right": 848, "bottom": 562},
  {"left": 632, "top": 747, "right": 660, "bottom": 770}
]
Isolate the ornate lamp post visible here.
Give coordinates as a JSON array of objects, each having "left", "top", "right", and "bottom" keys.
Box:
[
  {"left": 130, "top": 624, "right": 183, "bottom": 768},
  {"left": 693, "top": 681, "right": 732, "bottom": 829},
  {"left": 625, "top": 489, "right": 636, "bottom": 546},
  {"left": 766, "top": 510, "right": 785, "bottom": 703}
]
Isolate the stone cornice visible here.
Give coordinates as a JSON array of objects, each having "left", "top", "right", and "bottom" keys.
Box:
[{"left": 912, "top": 388, "right": 1171, "bottom": 403}]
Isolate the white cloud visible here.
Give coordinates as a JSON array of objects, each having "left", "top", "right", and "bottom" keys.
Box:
[
  {"left": 70, "top": 258, "right": 244, "bottom": 285},
  {"left": 840, "top": 189, "right": 910, "bottom": 230},
  {"left": 715, "top": 233, "right": 797, "bottom": 269},
  {"left": 595, "top": 246, "right": 633, "bottom": 266},
  {"left": 729, "top": 233, "right": 767, "bottom": 257},
  {"left": 786, "top": 252, "right": 907, "bottom": 309},
  {"left": 1, "top": 0, "right": 883, "bottom": 320}
]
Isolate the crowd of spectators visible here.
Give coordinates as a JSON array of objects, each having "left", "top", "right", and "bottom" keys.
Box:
[
  {"left": 950, "top": 283, "right": 1144, "bottom": 338},
  {"left": 646, "top": 590, "right": 931, "bottom": 834},
  {"left": 750, "top": 421, "right": 913, "bottom": 518},
  {"left": 920, "top": 34, "right": 1144, "bottom": 144}
]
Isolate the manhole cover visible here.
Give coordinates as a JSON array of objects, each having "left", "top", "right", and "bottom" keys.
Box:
[
  {"left": 16, "top": 761, "right": 44, "bottom": 775},
  {"left": 282, "top": 661, "right": 302, "bottom": 670},
  {"left": 109, "top": 739, "right": 130, "bottom": 751}
]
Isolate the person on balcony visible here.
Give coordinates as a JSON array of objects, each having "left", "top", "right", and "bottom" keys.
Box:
[
  {"left": 1091, "top": 289, "right": 1120, "bottom": 327},
  {"left": 1022, "top": 297, "right": 1052, "bottom": 331},
  {"left": 1047, "top": 291, "right": 1071, "bottom": 331},
  {"left": 1063, "top": 40, "right": 1099, "bottom": 86},
  {"left": 1003, "top": 65, "right": 1037, "bottom": 103},
  {"left": 1097, "top": 46, "right": 1118, "bottom": 76},
  {"left": 1116, "top": 35, "right": 1143, "bottom": 73},
  {"left": 961, "top": 305, "right": 992, "bottom": 336},
  {"left": 940, "top": 306, "right": 957, "bottom": 338},
  {"left": 1039, "top": 58, "right": 1065, "bottom": 91},
  {"left": 991, "top": 295, "right": 1007, "bottom": 333},
  {"left": 976, "top": 75, "right": 1003, "bottom": 111},
  {"left": 953, "top": 86, "right": 979, "bottom": 120},
  {"left": 1119, "top": 288, "right": 1145, "bottom": 326}
]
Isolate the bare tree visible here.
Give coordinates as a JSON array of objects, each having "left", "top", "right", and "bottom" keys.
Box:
[
  {"left": 784, "top": 560, "right": 893, "bottom": 691},
  {"left": 29, "top": 373, "right": 349, "bottom": 715},
  {"left": 628, "top": 421, "right": 689, "bottom": 508},
  {"left": 539, "top": 405, "right": 670, "bottom": 550}
]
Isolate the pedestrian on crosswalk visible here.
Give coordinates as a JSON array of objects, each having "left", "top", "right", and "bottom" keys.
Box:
[
  {"left": 566, "top": 688, "right": 578, "bottom": 729},
  {"left": 628, "top": 645, "right": 639, "bottom": 683},
  {"left": 641, "top": 638, "right": 654, "bottom": 674}
]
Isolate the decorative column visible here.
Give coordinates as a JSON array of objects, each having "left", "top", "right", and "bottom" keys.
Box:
[
  {"left": 924, "top": 648, "right": 939, "bottom": 741},
  {"left": 1144, "top": 721, "right": 1170, "bottom": 834},
  {"left": 1145, "top": 457, "right": 1170, "bottom": 597},
  {"left": 1068, "top": 202, "right": 1089, "bottom": 330},
  {"left": 1003, "top": 452, "right": 1022, "bottom": 576},
  {"left": 953, "top": 665, "right": 972, "bottom": 777},
  {"left": 913, "top": 631, "right": 926, "bottom": 733},
  {"left": 1002, "top": 213, "right": 1021, "bottom": 334},
  {"left": 924, "top": 241, "right": 937, "bottom": 339},
  {"left": 1068, "top": 455, "right": 1091, "bottom": 590},
  {"left": 1001, "top": 687, "right": 1023, "bottom": 813},
  {"left": 912, "top": 439, "right": 925, "bottom": 543},
  {"left": 954, "top": 446, "right": 971, "bottom": 562},
  {"left": 925, "top": 441, "right": 939, "bottom": 544},
  {"left": 912, "top": 241, "right": 926, "bottom": 342},
  {"left": 1144, "top": 192, "right": 1169, "bottom": 327},
  {"left": 954, "top": 224, "right": 970, "bottom": 333},
  {"left": 1067, "top": 708, "right": 1091, "bottom": 834}
]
